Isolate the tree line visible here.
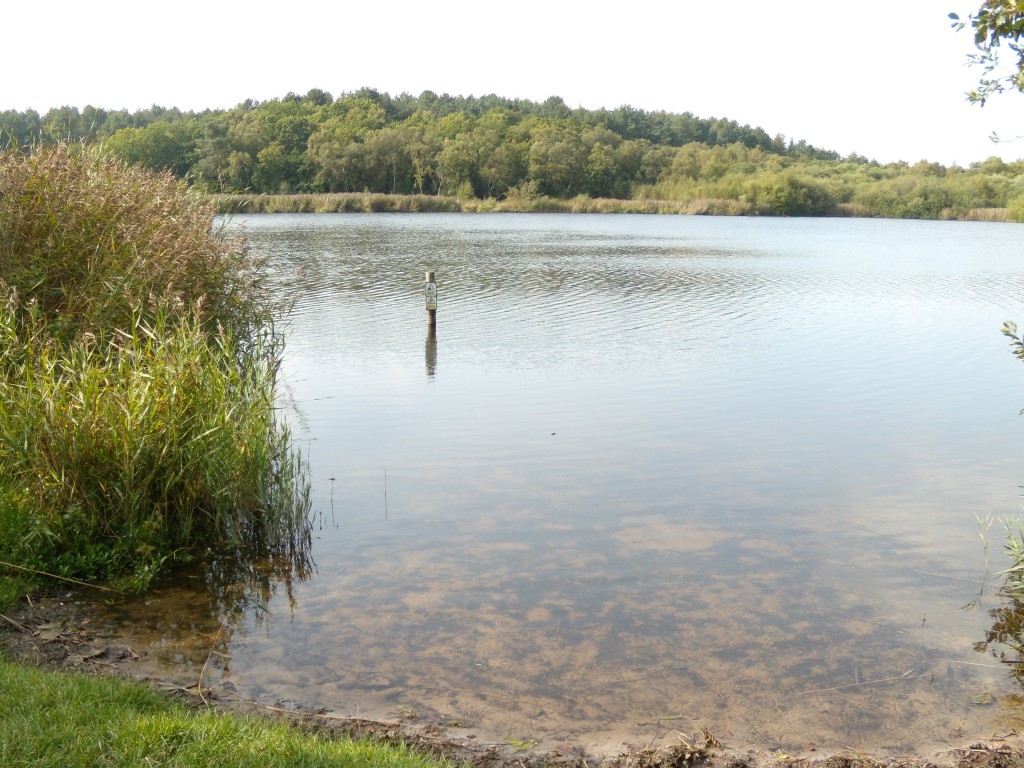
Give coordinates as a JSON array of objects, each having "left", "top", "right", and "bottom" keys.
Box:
[{"left": 2, "top": 88, "right": 1022, "bottom": 219}]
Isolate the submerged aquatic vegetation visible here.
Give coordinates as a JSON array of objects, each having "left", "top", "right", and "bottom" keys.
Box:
[{"left": 0, "top": 143, "right": 311, "bottom": 590}]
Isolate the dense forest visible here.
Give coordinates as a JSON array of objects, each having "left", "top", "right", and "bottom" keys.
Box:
[{"left": 2, "top": 88, "right": 1023, "bottom": 219}]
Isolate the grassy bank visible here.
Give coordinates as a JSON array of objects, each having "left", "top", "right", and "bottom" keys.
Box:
[
  {"left": 0, "top": 143, "right": 310, "bottom": 591},
  {"left": 0, "top": 657, "right": 450, "bottom": 768}
]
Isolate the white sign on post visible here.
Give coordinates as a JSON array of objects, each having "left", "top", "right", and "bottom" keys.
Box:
[{"left": 425, "top": 281, "right": 437, "bottom": 310}]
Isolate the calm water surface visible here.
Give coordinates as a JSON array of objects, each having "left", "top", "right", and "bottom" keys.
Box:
[{"left": 104, "top": 213, "right": 1024, "bottom": 755}]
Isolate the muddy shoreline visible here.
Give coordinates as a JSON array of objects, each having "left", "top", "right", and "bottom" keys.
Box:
[{"left": 3, "top": 592, "right": 1023, "bottom": 768}]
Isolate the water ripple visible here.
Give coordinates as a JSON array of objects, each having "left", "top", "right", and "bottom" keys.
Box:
[{"left": 219, "top": 212, "right": 1024, "bottom": 753}]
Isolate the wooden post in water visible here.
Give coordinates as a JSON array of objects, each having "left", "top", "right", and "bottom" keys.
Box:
[{"left": 425, "top": 270, "right": 437, "bottom": 327}]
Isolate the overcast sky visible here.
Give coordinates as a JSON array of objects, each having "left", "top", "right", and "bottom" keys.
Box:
[{"left": 5, "top": 0, "right": 1023, "bottom": 166}]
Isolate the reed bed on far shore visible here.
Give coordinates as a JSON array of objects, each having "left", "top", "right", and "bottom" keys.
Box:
[
  {"left": 210, "top": 192, "right": 464, "bottom": 215},
  {"left": 210, "top": 192, "right": 773, "bottom": 216},
  {"left": 211, "top": 192, "right": 1017, "bottom": 222},
  {"left": 955, "top": 207, "right": 1009, "bottom": 222}
]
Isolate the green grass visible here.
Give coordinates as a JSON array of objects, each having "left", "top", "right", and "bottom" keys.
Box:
[
  {"left": 0, "top": 658, "right": 452, "bottom": 768},
  {"left": 0, "top": 575, "right": 31, "bottom": 613}
]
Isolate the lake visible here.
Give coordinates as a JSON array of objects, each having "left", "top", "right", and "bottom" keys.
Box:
[{"left": 100, "top": 213, "right": 1024, "bottom": 756}]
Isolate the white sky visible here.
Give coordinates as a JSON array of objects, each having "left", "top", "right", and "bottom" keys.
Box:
[{"left": 4, "top": 0, "right": 1023, "bottom": 166}]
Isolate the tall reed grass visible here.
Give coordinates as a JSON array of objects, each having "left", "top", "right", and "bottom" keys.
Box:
[
  {"left": 209, "top": 191, "right": 773, "bottom": 216},
  {"left": 1, "top": 145, "right": 266, "bottom": 346},
  {"left": 210, "top": 192, "right": 463, "bottom": 215},
  {"left": 0, "top": 144, "right": 310, "bottom": 590},
  {"left": 954, "top": 207, "right": 1009, "bottom": 222}
]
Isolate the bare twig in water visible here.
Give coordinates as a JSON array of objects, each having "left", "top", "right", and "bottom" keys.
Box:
[
  {"left": 797, "top": 665, "right": 930, "bottom": 696},
  {"left": 0, "top": 559, "right": 121, "bottom": 593},
  {"left": 636, "top": 714, "right": 687, "bottom": 726},
  {"left": 841, "top": 747, "right": 883, "bottom": 761},
  {"left": 0, "top": 612, "right": 31, "bottom": 633},
  {"left": 196, "top": 625, "right": 225, "bottom": 705},
  {"left": 939, "top": 659, "right": 1005, "bottom": 669},
  {"left": 155, "top": 681, "right": 203, "bottom": 695},
  {"left": 259, "top": 705, "right": 401, "bottom": 726},
  {"left": 913, "top": 568, "right": 997, "bottom": 587},
  {"left": 84, "top": 657, "right": 118, "bottom": 670}
]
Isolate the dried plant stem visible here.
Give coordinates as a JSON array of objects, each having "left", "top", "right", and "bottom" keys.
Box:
[
  {"left": 196, "top": 625, "right": 225, "bottom": 706},
  {"left": 258, "top": 705, "right": 401, "bottom": 727},
  {"left": 0, "top": 560, "right": 119, "bottom": 593},
  {"left": 0, "top": 612, "right": 30, "bottom": 632},
  {"left": 797, "top": 671, "right": 931, "bottom": 696}
]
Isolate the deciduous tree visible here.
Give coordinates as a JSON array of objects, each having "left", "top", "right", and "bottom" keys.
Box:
[{"left": 951, "top": 1, "right": 1024, "bottom": 104}]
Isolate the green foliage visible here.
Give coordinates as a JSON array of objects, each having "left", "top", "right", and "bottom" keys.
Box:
[
  {"left": 0, "top": 144, "right": 310, "bottom": 590},
  {"left": 1, "top": 91, "right": 835, "bottom": 199},
  {"left": 951, "top": 1, "right": 1024, "bottom": 104},
  {"left": 0, "top": 659, "right": 452, "bottom": 768},
  {"left": 1008, "top": 192, "right": 1024, "bottom": 220},
  {"left": 101, "top": 121, "right": 200, "bottom": 176},
  {"left": 749, "top": 172, "right": 837, "bottom": 216},
  {"left": 3, "top": 90, "right": 1022, "bottom": 218},
  {"left": 1001, "top": 320, "right": 1024, "bottom": 361}
]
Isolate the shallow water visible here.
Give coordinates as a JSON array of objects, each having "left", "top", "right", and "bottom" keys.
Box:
[{"left": 96, "top": 213, "right": 1024, "bottom": 755}]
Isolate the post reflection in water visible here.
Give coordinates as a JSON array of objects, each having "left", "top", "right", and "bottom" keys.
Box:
[{"left": 425, "top": 325, "right": 437, "bottom": 380}]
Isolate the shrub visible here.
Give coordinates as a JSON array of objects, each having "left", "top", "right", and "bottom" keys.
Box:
[
  {"left": 0, "top": 144, "right": 268, "bottom": 346},
  {"left": 1008, "top": 194, "right": 1024, "bottom": 223},
  {"left": 0, "top": 144, "right": 310, "bottom": 590}
]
